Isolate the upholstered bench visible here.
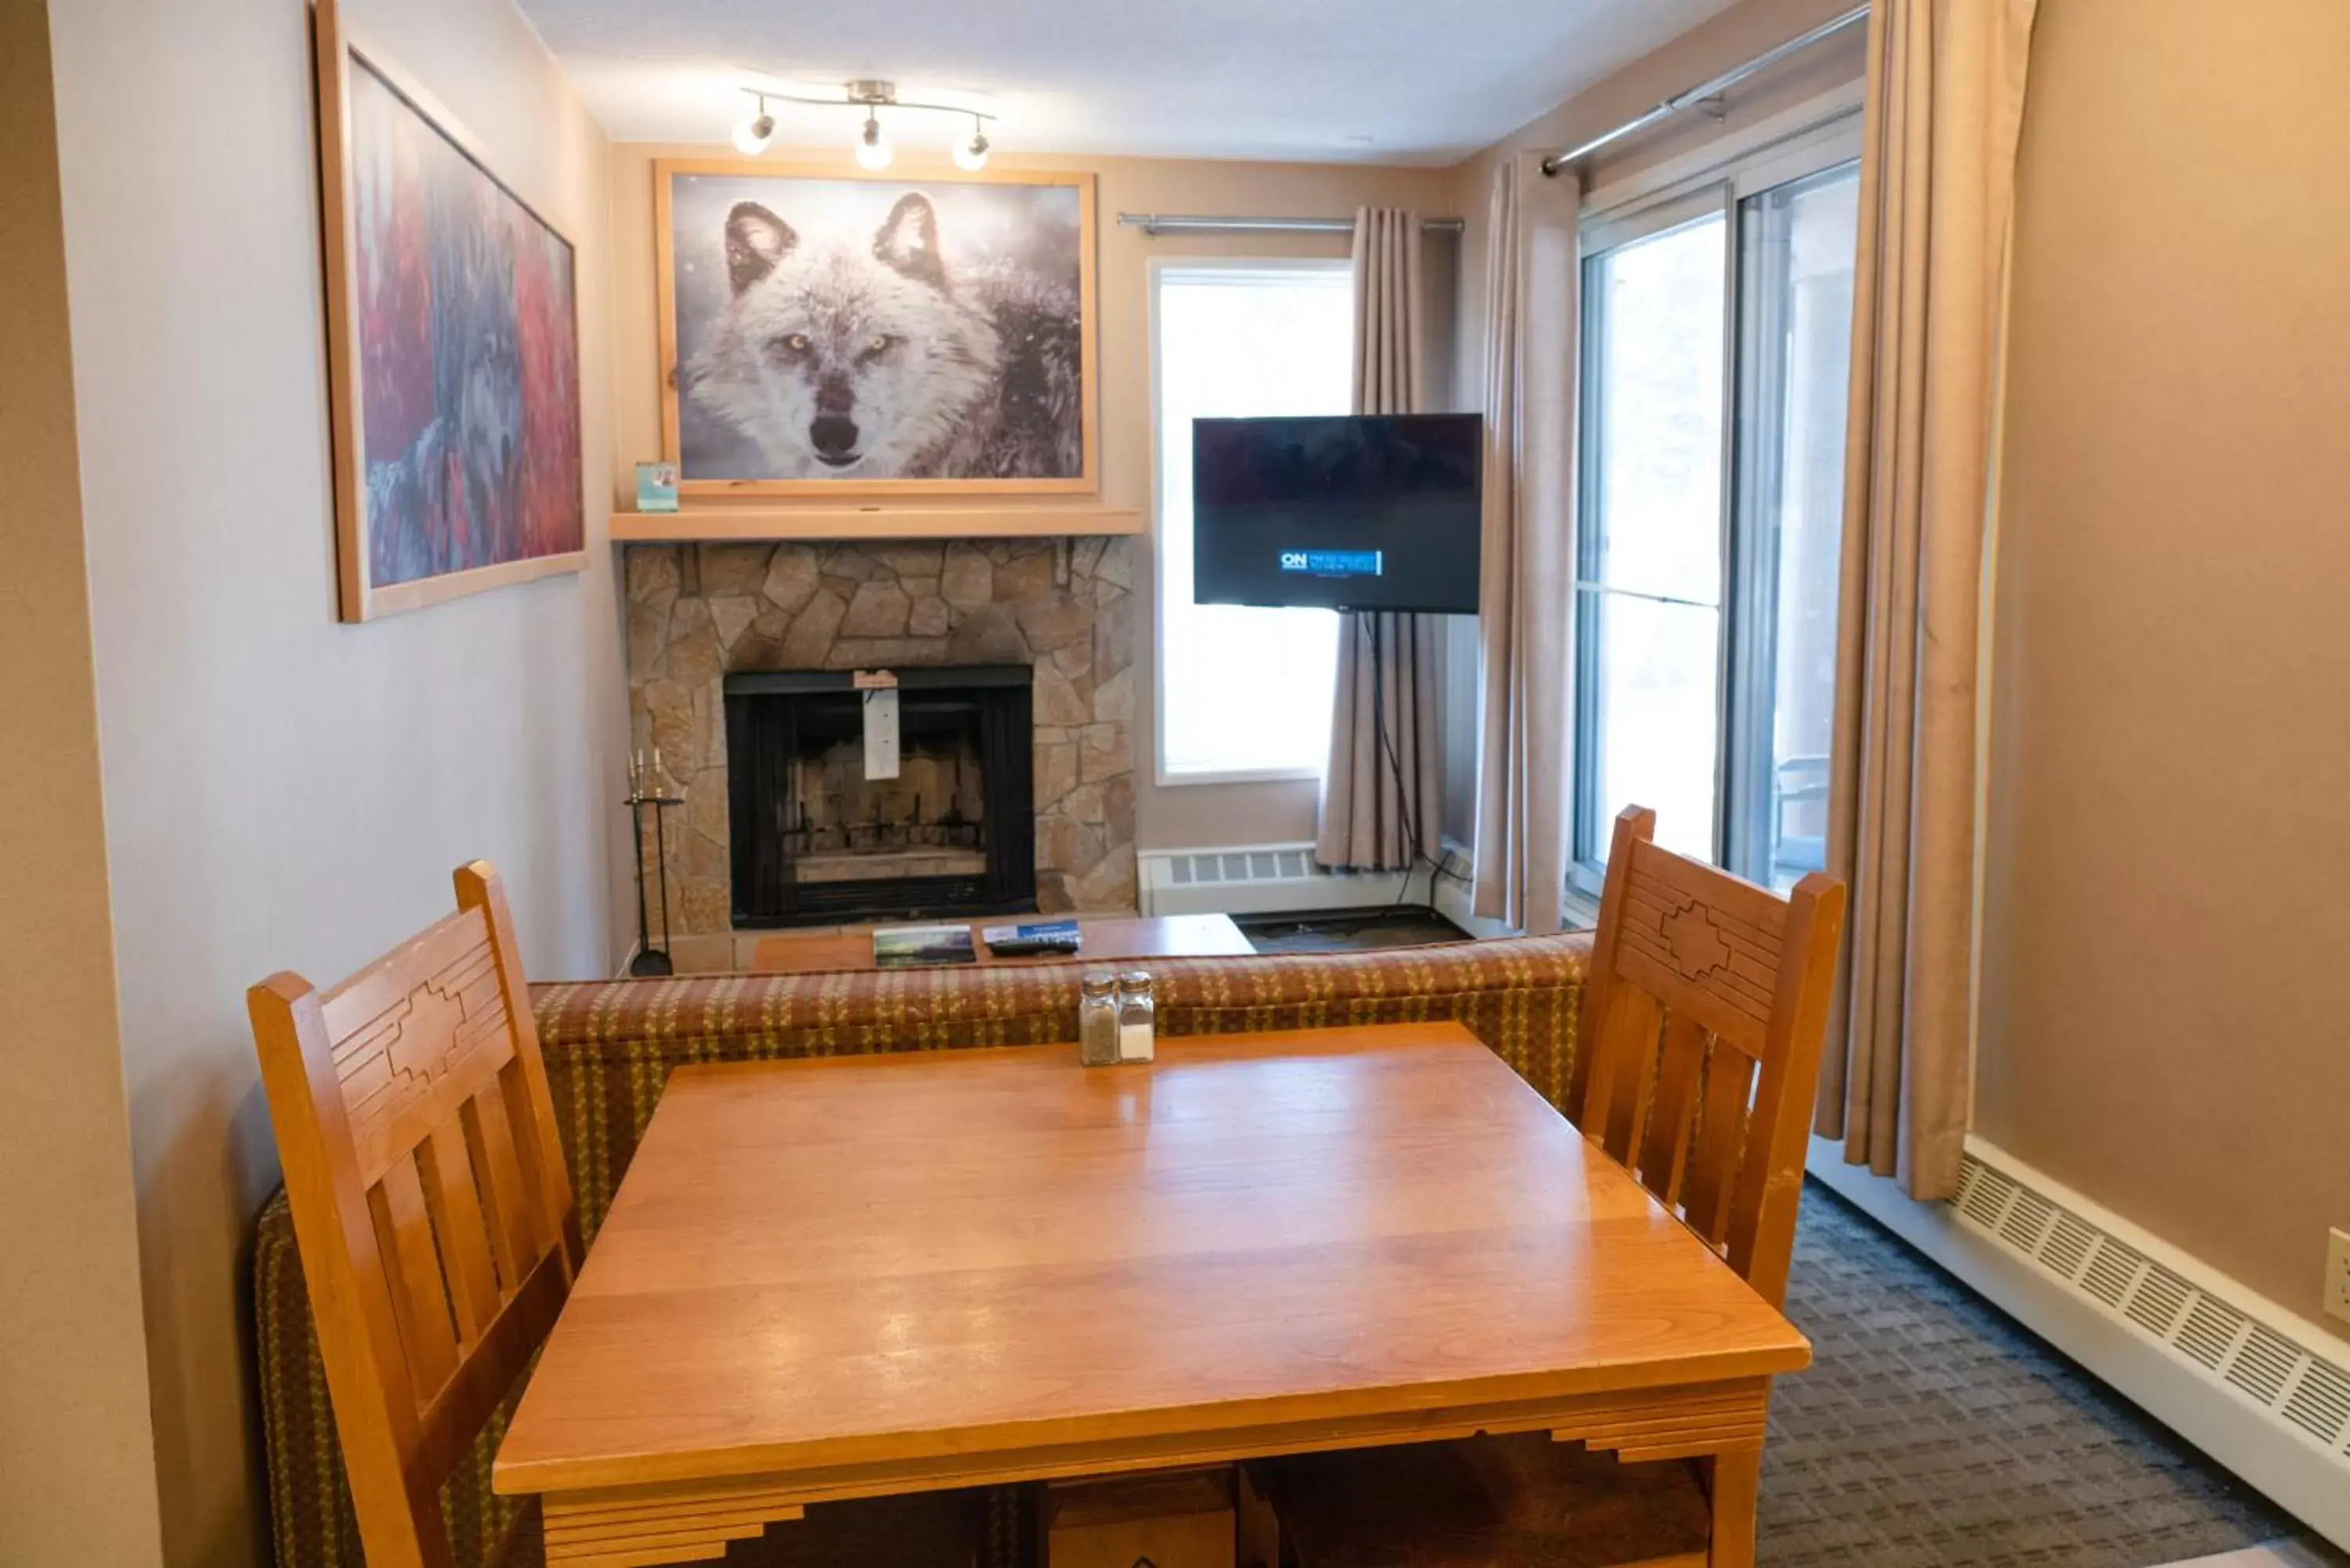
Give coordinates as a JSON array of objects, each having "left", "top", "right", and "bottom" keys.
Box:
[{"left": 250, "top": 933, "right": 1593, "bottom": 1568}]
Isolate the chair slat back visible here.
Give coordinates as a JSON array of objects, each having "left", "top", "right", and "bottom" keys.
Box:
[
  {"left": 249, "top": 862, "right": 580, "bottom": 1568},
  {"left": 1569, "top": 807, "right": 1845, "bottom": 1310}
]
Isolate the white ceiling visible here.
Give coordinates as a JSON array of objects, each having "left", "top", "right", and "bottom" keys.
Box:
[{"left": 515, "top": 0, "right": 1745, "bottom": 165}]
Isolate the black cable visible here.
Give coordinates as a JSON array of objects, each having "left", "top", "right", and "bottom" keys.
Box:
[
  {"left": 1372, "top": 653, "right": 1470, "bottom": 894},
  {"left": 1358, "top": 614, "right": 1470, "bottom": 923}
]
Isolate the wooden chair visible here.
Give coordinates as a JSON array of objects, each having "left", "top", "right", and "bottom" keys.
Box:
[
  {"left": 251, "top": 862, "right": 580, "bottom": 1568},
  {"left": 251, "top": 862, "right": 982, "bottom": 1568},
  {"left": 1252, "top": 807, "right": 1846, "bottom": 1568},
  {"left": 1567, "top": 805, "right": 1845, "bottom": 1315}
]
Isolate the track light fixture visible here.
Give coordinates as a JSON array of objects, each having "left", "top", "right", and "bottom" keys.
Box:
[
  {"left": 855, "top": 109, "right": 894, "bottom": 170},
  {"left": 953, "top": 115, "right": 991, "bottom": 171},
  {"left": 732, "top": 92, "right": 776, "bottom": 155},
  {"left": 731, "top": 81, "right": 999, "bottom": 169}
]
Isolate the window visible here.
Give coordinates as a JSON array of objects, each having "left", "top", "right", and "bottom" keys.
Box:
[
  {"left": 1574, "top": 140, "right": 1860, "bottom": 891},
  {"left": 1152, "top": 262, "right": 1354, "bottom": 781}
]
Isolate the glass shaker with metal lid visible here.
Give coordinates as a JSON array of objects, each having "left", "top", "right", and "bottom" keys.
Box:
[
  {"left": 1114, "top": 970, "right": 1155, "bottom": 1063},
  {"left": 1078, "top": 972, "right": 1120, "bottom": 1066}
]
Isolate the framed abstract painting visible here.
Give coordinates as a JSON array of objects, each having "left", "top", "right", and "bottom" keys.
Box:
[
  {"left": 314, "top": 0, "right": 584, "bottom": 621},
  {"left": 656, "top": 160, "right": 1097, "bottom": 497}
]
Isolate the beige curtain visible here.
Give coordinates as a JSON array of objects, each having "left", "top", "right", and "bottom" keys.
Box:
[
  {"left": 1470, "top": 157, "right": 1581, "bottom": 934},
  {"left": 1318, "top": 208, "right": 1440, "bottom": 873},
  {"left": 1817, "top": 0, "right": 2038, "bottom": 1199}
]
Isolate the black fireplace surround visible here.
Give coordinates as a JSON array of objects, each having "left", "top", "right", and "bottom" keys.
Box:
[{"left": 725, "top": 667, "right": 1036, "bottom": 927}]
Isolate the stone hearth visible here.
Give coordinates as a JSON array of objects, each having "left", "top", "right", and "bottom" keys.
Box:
[{"left": 625, "top": 538, "right": 1137, "bottom": 934}]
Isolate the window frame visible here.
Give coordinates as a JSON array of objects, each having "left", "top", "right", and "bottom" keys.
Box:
[
  {"left": 1145, "top": 255, "right": 1356, "bottom": 788},
  {"left": 1569, "top": 119, "right": 1864, "bottom": 896}
]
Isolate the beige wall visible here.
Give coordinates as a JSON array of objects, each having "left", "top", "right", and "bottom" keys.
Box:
[
  {"left": 40, "top": 0, "right": 629, "bottom": 1558},
  {"left": 0, "top": 2, "right": 167, "bottom": 1563},
  {"left": 1978, "top": 0, "right": 2350, "bottom": 1342},
  {"left": 608, "top": 146, "right": 1456, "bottom": 851}
]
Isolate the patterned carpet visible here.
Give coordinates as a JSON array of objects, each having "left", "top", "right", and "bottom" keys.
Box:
[{"left": 1766, "top": 1185, "right": 2308, "bottom": 1566}]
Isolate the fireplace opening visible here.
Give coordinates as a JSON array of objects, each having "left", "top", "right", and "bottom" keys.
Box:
[{"left": 725, "top": 667, "right": 1036, "bottom": 927}]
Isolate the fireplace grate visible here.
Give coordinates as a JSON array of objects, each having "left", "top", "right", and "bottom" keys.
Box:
[{"left": 784, "top": 873, "right": 993, "bottom": 923}]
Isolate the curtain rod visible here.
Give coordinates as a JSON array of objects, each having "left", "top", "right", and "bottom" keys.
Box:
[
  {"left": 1116, "top": 214, "right": 1466, "bottom": 237},
  {"left": 1541, "top": 3, "right": 1869, "bottom": 175}
]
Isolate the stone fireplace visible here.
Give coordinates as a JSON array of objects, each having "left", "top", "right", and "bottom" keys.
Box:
[{"left": 624, "top": 537, "right": 1136, "bottom": 935}]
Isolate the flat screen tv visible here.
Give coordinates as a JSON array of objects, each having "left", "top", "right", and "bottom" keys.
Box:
[{"left": 1191, "top": 413, "right": 1483, "bottom": 614}]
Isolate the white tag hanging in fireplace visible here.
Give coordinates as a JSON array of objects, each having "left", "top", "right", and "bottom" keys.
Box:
[{"left": 859, "top": 674, "right": 902, "bottom": 782}]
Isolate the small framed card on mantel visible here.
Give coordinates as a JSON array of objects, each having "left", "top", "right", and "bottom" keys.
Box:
[{"left": 634, "top": 461, "right": 680, "bottom": 513}]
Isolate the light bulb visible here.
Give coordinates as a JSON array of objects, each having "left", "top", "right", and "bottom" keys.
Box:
[
  {"left": 953, "top": 125, "right": 990, "bottom": 172},
  {"left": 733, "top": 110, "right": 776, "bottom": 156},
  {"left": 855, "top": 111, "right": 893, "bottom": 170}
]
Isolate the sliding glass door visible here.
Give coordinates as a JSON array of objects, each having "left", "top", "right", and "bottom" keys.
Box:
[
  {"left": 1573, "top": 135, "right": 1861, "bottom": 893},
  {"left": 1729, "top": 164, "right": 1861, "bottom": 890}
]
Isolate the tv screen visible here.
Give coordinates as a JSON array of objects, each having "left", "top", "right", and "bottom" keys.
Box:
[{"left": 1191, "top": 413, "right": 1483, "bottom": 614}]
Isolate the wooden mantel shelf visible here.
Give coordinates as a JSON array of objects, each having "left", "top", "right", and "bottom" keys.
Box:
[{"left": 609, "top": 507, "right": 1142, "bottom": 544}]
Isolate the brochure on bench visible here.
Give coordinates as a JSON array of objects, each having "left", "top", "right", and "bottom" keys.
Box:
[
  {"left": 873, "top": 923, "right": 979, "bottom": 967},
  {"left": 981, "top": 920, "right": 1082, "bottom": 956}
]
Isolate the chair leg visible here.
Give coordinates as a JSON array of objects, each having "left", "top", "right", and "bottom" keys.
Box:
[{"left": 1702, "top": 1451, "right": 1760, "bottom": 1568}]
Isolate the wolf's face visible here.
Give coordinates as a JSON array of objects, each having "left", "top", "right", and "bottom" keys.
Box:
[{"left": 685, "top": 193, "right": 1001, "bottom": 478}]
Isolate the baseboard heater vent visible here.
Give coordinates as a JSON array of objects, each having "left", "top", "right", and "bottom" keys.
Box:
[
  {"left": 1951, "top": 1155, "right": 2350, "bottom": 1463},
  {"left": 1139, "top": 843, "right": 1412, "bottom": 917},
  {"left": 1164, "top": 847, "right": 1318, "bottom": 887}
]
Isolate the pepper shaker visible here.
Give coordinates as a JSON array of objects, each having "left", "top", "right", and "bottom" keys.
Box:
[{"left": 1078, "top": 973, "right": 1121, "bottom": 1067}]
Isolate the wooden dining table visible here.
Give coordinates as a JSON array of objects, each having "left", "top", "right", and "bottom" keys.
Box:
[{"left": 493, "top": 1023, "right": 1811, "bottom": 1567}]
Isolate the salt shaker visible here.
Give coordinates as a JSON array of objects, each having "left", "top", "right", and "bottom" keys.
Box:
[
  {"left": 1115, "top": 970, "right": 1156, "bottom": 1064},
  {"left": 1078, "top": 973, "right": 1121, "bottom": 1067}
]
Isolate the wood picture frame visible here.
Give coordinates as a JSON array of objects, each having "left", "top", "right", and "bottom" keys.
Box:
[
  {"left": 655, "top": 158, "right": 1099, "bottom": 499},
  {"left": 314, "top": 0, "right": 586, "bottom": 622}
]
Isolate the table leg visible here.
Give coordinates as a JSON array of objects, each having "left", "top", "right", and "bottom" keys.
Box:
[{"left": 1705, "top": 1450, "right": 1760, "bottom": 1568}]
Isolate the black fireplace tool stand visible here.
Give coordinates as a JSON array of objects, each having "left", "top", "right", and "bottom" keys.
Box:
[{"left": 627, "top": 788, "right": 684, "bottom": 977}]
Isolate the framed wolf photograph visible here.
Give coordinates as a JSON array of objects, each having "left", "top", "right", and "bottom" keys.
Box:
[
  {"left": 314, "top": 0, "right": 585, "bottom": 622},
  {"left": 656, "top": 161, "right": 1098, "bottom": 497}
]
